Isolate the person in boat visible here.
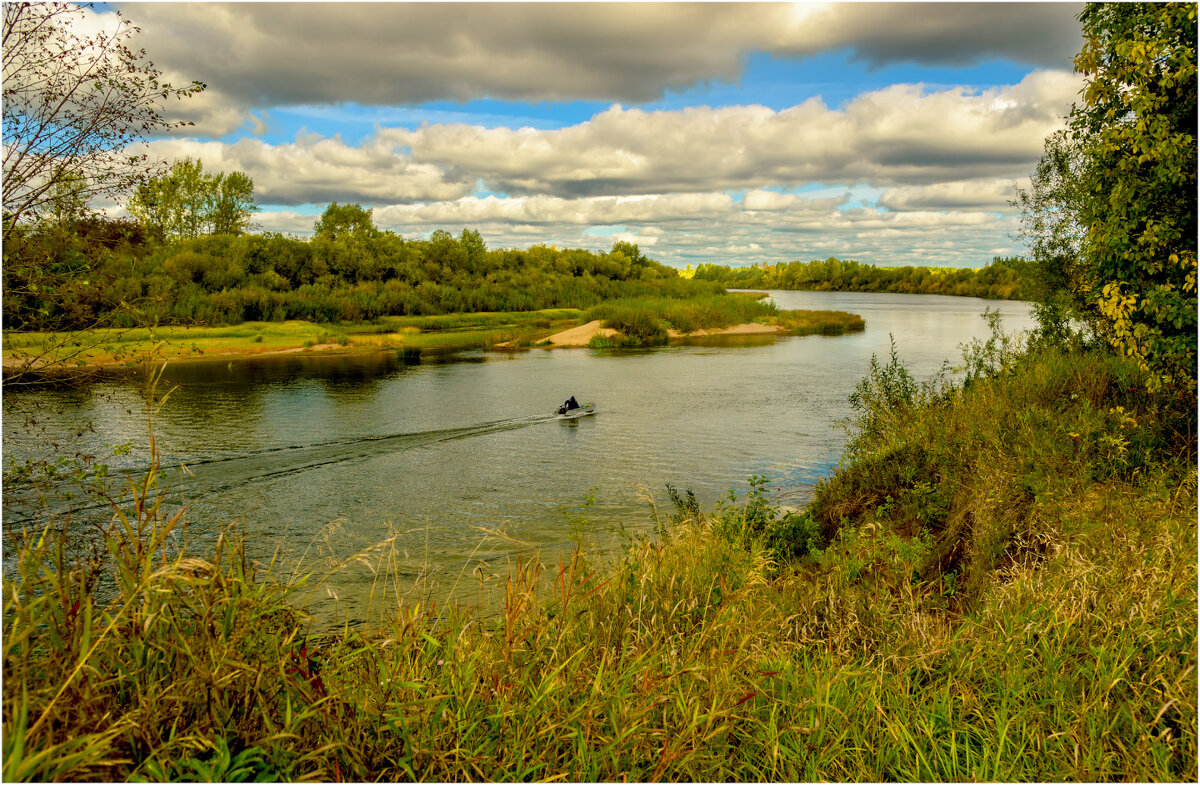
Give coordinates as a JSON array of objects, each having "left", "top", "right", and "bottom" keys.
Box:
[{"left": 558, "top": 395, "right": 580, "bottom": 414}]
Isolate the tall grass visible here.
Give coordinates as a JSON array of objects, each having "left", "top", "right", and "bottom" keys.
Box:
[
  {"left": 4, "top": 322, "right": 1195, "bottom": 781},
  {"left": 586, "top": 293, "right": 777, "bottom": 339},
  {"left": 584, "top": 294, "right": 863, "bottom": 346}
]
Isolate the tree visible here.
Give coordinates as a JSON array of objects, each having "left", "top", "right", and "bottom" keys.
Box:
[
  {"left": 46, "top": 166, "right": 89, "bottom": 230},
  {"left": 1015, "top": 129, "right": 1092, "bottom": 340},
  {"left": 210, "top": 170, "right": 258, "bottom": 235},
  {"left": 2, "top": 2, "right": 204, "bottom": 232},
  {"left": 1022, "top": 3, "right": 1196, "bottom": 390},
  {"left": 128, "top": 159, "right": 258, "bottom": 240},
  {"left": 313, "top": 202, "right": 378, "bottom": 240}
]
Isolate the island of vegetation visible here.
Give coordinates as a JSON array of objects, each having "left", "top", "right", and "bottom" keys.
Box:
[{"left": 3, "top": 3, "right": 1195, "bottom": 782}]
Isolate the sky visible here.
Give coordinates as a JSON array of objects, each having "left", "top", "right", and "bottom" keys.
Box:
[{"left": 96, "top": 1, "right": 1087, "bottom": 268}]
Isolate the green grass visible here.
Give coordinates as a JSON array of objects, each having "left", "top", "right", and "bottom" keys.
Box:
[
  {"left": 584, "top": 294, "right": 864, "bottom": 346},
  {"left": 775, "top": 308, "right": 865, "bottom": 336},
  {"left": 586, "top": 293, "right": 776, "bottom": 336},
  {"left": 4, "top": 323, "right": 1195, "bottom": 781},
  {"left": 2, "top": 299, "right": 864, "bottom": 369},
  {"left": 2, "top": 309, "right": 586, "bottom": 370}
]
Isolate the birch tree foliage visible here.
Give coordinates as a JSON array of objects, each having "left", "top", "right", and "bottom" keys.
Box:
[{"left": 2, "top": 2, "right": 204, "bottom": 231}]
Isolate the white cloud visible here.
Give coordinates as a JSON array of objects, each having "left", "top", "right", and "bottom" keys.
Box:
[
  {"left": 92, "top": 3, "right": 1077, "bottom": 268},
  {"left": 133, "top": 69, "right": 1077, "bottom": 212},
  {"left": 380, "top": 70, "right": 1079, "bottom": 196},
  {"left": 142, "top": 136, "right": 472, "bottom": 205},
  {"left": 878, "top": 177, "right": 1030, "bottom": 211}
]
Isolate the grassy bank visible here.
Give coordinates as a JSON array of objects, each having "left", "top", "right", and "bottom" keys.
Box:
[
  {"left": 4, "top": 328, "right": 1195, "bottom": 781},
  {"left": 584, "top": 294, "right": 865, "bottom": 346},
  {"left": 1, "top": 309, "right": 586, "bottom": 371},
  {"left": 3, "top": 298, "right": 865, "bottom": 372}
]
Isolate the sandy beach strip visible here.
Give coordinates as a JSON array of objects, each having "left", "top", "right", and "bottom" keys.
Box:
[
  {"left": 541, "top": 319, "right": 788, "bottom": 347},
  {"left": 542, "top": 319, "right": 621, "bottom": 347}
]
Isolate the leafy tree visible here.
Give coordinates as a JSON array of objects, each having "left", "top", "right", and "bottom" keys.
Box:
[
  {"left": 313, "top": 202, "right": 378, "bottom": 240},
  {"left": 128, "top": 159, "right": 258, "bottom": 241},
  {"left": 2, "top": 2, "right": 203, "bottom": 385},
  {"left": 2, "top": 2, "right": 204, "bottom": 232},
  {"left": 46, "top": 168, "right": 89, "bottom": 230},
  {"left": 1022, "top": 3, "right": 1196, "bottom": 390},
  {"left": 210, "top": 171, "right": 258, "bottom": 235}
]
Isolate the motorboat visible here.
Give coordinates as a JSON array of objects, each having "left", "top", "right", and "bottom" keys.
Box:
[{"left": 556, "top": 402, "right": 596, "bottom": 419}]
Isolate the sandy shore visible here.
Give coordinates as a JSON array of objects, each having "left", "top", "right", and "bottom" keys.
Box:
[
  {"left": 540, "top": 319, "right": 787, "bottom": 347},
  {"left": 541, "top": 319, "right": 620, "bottom": 347}
]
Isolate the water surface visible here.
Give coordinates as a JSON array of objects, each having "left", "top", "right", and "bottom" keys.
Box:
[{"left": 2, "top": 291, "right": 1034, "bottom": 620}]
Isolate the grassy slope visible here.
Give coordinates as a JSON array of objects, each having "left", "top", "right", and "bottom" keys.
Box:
[{"left": 3, "top": 338, "right": 1195, "bottom": 781}]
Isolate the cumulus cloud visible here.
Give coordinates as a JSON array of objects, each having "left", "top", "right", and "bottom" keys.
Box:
[
  {"left": 382, "top": 70, "right": 1079, "bottom": 196},
  {"left": 273, "top": 190, "right": 1024, "bottom": 269},
  {"left": 118, "top": 2, "right": 1081, "bottom": 118},
  {"left": 130, "top": 69, "right": 1077, "bottom": 210},
  {"left": 88, "top": 3, "right": 1077, "bottom": 267},
  {"left": 142, "top": 136, "right": 473, "bottom": 206},
  {"left": 878, "top": 177, "right": 1030, "bottom": 211}
]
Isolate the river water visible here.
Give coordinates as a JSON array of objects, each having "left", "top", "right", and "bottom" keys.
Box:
[{"left": 2, "top": 291, "right": 1033, "bottom": 621}]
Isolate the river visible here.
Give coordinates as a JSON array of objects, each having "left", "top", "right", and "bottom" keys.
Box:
[{"left": 2, "top": 291, "right": 1034, "bottom": 621}]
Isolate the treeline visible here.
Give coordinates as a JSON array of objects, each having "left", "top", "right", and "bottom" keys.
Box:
[
  {"left": 693, "top": 257, "right": 1029, "bottom": 300},
  {"left": 2, "top": 207, "right": 722, "bottom": 331}
]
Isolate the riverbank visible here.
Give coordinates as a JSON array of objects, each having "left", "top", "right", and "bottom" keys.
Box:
[
  {"left": 2, "top": 305, "right": 864, "bottom": 376},
  {"left": 5, "top": 332, "right": 1194, "bottom": 781}
]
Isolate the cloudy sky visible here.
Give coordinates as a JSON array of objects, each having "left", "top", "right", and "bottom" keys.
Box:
[{"left": 102, "top": 1, "right": 1086, "bottom": 268}]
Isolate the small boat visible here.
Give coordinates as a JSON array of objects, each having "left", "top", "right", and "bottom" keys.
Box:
[{"left": 556, "top": 402, "right": 596, "bottom": 419}]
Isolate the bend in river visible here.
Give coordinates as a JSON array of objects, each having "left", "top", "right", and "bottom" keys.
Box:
[{"left": 2, "top": 291, "right": 1035, "bottom": 623}]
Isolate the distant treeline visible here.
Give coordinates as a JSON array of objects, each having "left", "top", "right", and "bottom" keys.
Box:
[
  {"left": 3, "top": 210, "right": 726, "bottom": 331},
  {"left": 692, "top": 257, "right": 1029, "bottom": 300}
]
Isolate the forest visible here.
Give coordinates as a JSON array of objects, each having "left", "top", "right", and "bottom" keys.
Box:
[
  {"left": 693, "top": 256, "right": 1029, "bottom": 299},
  {"left": 2, "top": 198, "right": 721, "bottom": 332},
  {"left": 2, "top": 202, "right": 1029, "bottom": 339}
]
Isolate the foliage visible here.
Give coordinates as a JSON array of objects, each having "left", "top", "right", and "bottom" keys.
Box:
[
  {"left": 1014, "top": 131, "right": 1094, "bottom": 344},
  {"left": 2, "top": 2, "right": 204, "bottom": 232},
  {"left": 1075, "top": 2, "right": 1197, "bottom": 391},
  {"left": 3, "top": 228, "right": 717, "bottom": 335},
  {"left": 694, "top": 257, "right": 1029, "bottom": 300},
  {"left": 845, "top": 334, "right": 924, "bottom": 451},
  {"left": 2, "top": 2, "right": 202, "bottom": 384},
  {"left": 1021, "top": 3, "right": 1197, "bottom": 391},
  {"left": 313, "top": 202, "right": 379, "bottom": 241},
  {"left": 587, "top": 303, "right": 669, "bottom": 345},
  {"left": 127, "top": 159, "right": 259, "bottom": 241}
]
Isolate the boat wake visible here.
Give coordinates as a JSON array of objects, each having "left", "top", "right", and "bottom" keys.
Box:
[{"left": 3, "top": 412, "right": 564, "bottom": 528}]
